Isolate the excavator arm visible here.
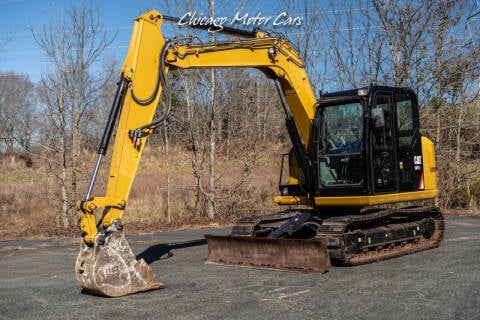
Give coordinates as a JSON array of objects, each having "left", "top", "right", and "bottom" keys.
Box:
[
  {"left": 76, "top": 10, "right": 326, "bottom": 297},
  {"left": 75, "top": 12, "right": 169, "bottom": 296},
  {"left": 78, "top": 12, "right": 168, "bottom": 245}
]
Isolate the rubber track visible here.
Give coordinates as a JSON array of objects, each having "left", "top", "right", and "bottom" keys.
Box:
[{"left": 319, "top": 206, "right": 445, "bottom": 266}]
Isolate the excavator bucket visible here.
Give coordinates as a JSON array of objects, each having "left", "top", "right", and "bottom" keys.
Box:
[
  {"left": 75, "top": 230, "right": 164, "bottom": 297},
  {"left": 205, "top": 235, "right": 331, "bottom": 273}
]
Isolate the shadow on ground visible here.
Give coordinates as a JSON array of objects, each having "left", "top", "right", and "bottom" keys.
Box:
[{"left": 136, "top": 239, "right": 207, "bottom": 264}]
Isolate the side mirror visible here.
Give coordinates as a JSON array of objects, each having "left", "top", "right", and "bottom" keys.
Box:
[{"left": 371, "top": 107, "right": 385, "bottom": 128}]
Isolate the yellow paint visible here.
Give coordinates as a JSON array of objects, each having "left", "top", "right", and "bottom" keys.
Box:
[
  {"left": 77, "top": 10, "right": 317, "bottom": 244},
  {"left": 421, "top": 136, "right": 437, "bottom": 191},
  {"left": 275, "top": 189, "right": 438, "bottom": 207}
]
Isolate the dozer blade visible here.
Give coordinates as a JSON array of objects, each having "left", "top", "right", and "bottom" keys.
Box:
[
  {"left": 205, "top": 235, "right": 331, "bottom": 273},
  {"left": 76, "top": 230, "right": 165, "bottom": 297}
]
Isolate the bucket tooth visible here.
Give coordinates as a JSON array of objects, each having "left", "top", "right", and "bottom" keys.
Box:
[
  {"left": 76, "top": 230, "right": 164, "bottom": 297},
  {"left": 205, "top": 234, "right": 331, "bottom": 273}
]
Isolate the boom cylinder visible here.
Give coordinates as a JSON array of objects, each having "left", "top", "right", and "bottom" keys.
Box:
[{"left": 84, "top": 77, "right": 128, "bottom": 200}]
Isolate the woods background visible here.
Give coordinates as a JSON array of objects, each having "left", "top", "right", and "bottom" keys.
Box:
[{"left": 1, "top": 0, "right": 480, "bottom": 238}]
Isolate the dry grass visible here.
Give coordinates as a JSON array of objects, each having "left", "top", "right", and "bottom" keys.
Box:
[
  {"left": 0, "top": 144, "right": 284, "bottom": 241},
  {"left": 0, "top": 154, "right": 74, "bottom": 240},
  {"left": 3, "top": 145, "right": 478, "bottom": 241},
  {"left": 124, "top": 144, "right": 282, "bottom": 226}
]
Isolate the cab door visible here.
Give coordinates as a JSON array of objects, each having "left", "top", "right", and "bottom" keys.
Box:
[
  {"left": 371, "top": 92, "right": 398, "bottom": 193},
  {"left": 394, "top": 91, "right": 423, "bottom": 191}
]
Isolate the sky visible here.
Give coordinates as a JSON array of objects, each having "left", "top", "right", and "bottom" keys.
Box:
[
  {"left": 0, "top": 0, "right": 164, "bottom": 82},
  {"left": 0, "top": 0, "right": 297, "bottom": 83}
]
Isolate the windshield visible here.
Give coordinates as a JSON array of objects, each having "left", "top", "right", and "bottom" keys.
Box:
[
  {"left": 322, "top": 102, "right": 363, "bottom": 153},
  {"left": 319, "top": 101, "right": 364, "bottom": 187}
]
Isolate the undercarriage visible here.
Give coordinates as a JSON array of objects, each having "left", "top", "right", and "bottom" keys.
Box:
[{"left": 205, "top": 206, "right": 444, "bottom": 270}]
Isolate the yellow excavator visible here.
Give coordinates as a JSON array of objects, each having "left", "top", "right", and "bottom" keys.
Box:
[{"left": 75, "top": 10, "right": 444, "bottom": 297}]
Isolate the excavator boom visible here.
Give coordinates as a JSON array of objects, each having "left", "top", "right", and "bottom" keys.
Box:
[{"left": 76, "top": 10, "right": 330, "bottom": 296}]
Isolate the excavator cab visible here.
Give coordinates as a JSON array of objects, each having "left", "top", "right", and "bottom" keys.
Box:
[
  {"left": 274, "top": 85, "right": 435, "bottom": 205},
  {"left": 315, "top": 86, "right": 424, "bottom": 198}
]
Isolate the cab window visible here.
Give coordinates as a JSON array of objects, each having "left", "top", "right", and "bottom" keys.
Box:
[{"left": 319, "top": 102, "right": 364, "bottom": 187}]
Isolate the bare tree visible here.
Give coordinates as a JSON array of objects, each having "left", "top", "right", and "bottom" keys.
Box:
[
  {"left": 205, "top": 0, "right": 217, "bottom": 219},
  {"left": 0, "top": 73, "right": 35, "bottom": 154},
  {"left": 156, "top": 0, "right": 257, "bottom": 219},
  {"left": 83, "top": 58, "right": 121, "bottom": 149},
  {"left": 33, "top": 2, "right": 115, "bottom": 228},
  {"left": 371, "top": 0, "right": 441, "bottom": 87},
  {"left": 278, "top": 0, "right": 324, "bottom": 92},
  {"left": 0, "top": 31, "right": 14, "bottom": 55}
]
